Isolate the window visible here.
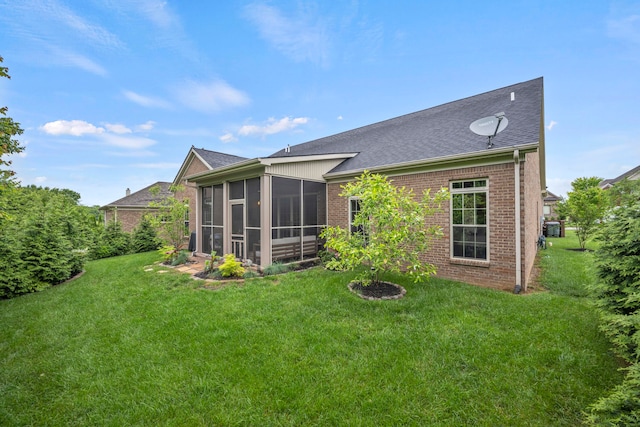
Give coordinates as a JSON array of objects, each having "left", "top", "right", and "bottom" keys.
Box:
[
  {"left": 451, "top": 179, "right": 488, "bottom": 260},
  {"left": 349, "top": 198, "right": 362, "bottom": 234},
  {"left": 543, "top": 205, "right": 551, "bottom": 215}
]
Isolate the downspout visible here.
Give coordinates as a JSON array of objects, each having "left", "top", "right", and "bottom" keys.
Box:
[{"left": 513, "top": 149, "right": 522, "bottom": 294}]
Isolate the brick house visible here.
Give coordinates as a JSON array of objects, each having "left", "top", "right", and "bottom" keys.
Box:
[
  {"left": 543, "top": 191, "right": 562, "bottom": 220},
  {"left": 181, "top": 77, "right": 546, "bottom": 292},
  {"left": 100, "top": 182, "right": 173, "bottom": 232},
  {"left": 599, "top": 164, "right": 640, "bottom": 190}
]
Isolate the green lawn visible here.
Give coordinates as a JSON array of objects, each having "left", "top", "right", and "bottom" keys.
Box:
[{"left": 0, "top": 235, "right": 623, "bottom": 426}]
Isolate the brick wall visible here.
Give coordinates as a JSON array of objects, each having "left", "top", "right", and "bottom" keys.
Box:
[
  {"left": 327, "top": 160, "right": 538, "bottom": 291},
  {"left": 175, "top": 156, "right": 209, "bottom": 236},
  {"left": 522, "top": 151, "right": 543, "bottom": 291},
  {"left": 103, "top": 208, "right": 147, "bottom": 233}
]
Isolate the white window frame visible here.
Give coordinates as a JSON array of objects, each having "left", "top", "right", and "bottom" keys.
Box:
[
  {"left": 348, "top": 197, "right": 361, "bottom": 234},
  {"left": 450, "top": 179, "right": 489, "bottom": 262}
]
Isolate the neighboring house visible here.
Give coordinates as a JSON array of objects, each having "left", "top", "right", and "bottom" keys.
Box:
[
  {"left": 182, "top": 77, "right": 546, "bottom": 292},
  {"left": 100, "top": 182, "right": 173, "bottom": 232},
  {"left": 543, "top": 191, "right": 562, "bottom": 220},
  {"left": 599, "top": 164, "right": 640, "bottom": 189}
]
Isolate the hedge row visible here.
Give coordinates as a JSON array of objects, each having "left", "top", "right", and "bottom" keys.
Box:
[
  {"left": 587, "top": 198, "right": 640, "bottom": 424},
  {"left": 0, "top": 186, "right": 160, "bottom": 299}
]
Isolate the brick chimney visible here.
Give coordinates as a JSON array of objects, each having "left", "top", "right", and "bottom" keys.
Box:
[{"left": 126, "top": 188, "right": 131, "bottom": 196}]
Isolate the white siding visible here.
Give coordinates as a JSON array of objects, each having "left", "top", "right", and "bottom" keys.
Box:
[{"left": 265, "top": 159, "right": 344, "bottom": 180}]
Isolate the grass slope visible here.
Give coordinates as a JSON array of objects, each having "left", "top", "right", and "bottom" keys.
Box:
[{"left": 0, "top": 240, "right": 622, "bottom": 426}]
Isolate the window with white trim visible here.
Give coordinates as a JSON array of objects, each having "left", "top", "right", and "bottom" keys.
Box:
[
  {"left": 451, "top": 179, "right": 488, "bottom": 260},
  {"left": 349, "top": 198, "right": 361, "bottom": 234}
]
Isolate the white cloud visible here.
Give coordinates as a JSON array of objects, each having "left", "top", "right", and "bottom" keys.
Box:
[
  {"left": 243, "top": 2, "right": 330, "bottom": 66},
  {"left": 54, "top": 49, "right": 108, "bottom": 76},
  {"left": 123, "top": 90, "right": 171, "bottom": 109},
  {"left": 608, "top": 14, "right": 640, "bottom": 45},
  {"left": 41, "top": 119, "right": 157, "bottom": 149},
  {"left": 219, "top": 133, "right": 238, "bottom": 143},
  {"left": 173, "top": 80, "right": 250, "bottom": 113},
  {"left": 105, "top": 123, "right": 132, "bottom": 134},
  {"left": 34, "top": 176, "right": 47, "bottom": 184},
  {"left": 101, "top": 133, "right": 157, "bottom": 149},
  {"left": 41, "top": 120, "right": 105, "bottom": 136},
  {"left": 136, "top": 121, "right": 156, "bottom": 131},
  {"left": 238, "top": 116, "right": 309, "bottom": 137},
  {"left": 546, "top": 120, "right": 558, "bottom": 131},
  {"left": 337, "top": 115, "right": 343, "bottom": 120},
  {"left": 1, "top": 0, "right": 123, "bottom": 49},
  {"left": 134, "top": 0, "right": 179, "bottom": 29}
]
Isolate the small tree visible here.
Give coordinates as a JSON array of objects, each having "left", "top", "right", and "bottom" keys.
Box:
[
  {"left": 146, "top": 184, "right": 189, "bottom": 261},
  {"left": 321, "top": 171, "right": 449, "bottom": 285},
  {"left": 131, "top": 217, "right": 160, "bottom": 253},
  {"left": 558, "top": 176, "right": 608, "bottom": 250}
]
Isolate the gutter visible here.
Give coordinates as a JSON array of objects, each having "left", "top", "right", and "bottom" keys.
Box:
[{"left": 513, "top": 149, "right": 522, "bottom": 294}]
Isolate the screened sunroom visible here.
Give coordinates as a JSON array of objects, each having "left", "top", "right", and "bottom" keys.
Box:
[{"left": 198, "top": 174, "right": 327, "bottom": 267}]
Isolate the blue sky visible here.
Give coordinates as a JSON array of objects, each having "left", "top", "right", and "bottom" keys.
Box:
[{"left": 1, "top": 0, "right": 639, "bottom": 206}]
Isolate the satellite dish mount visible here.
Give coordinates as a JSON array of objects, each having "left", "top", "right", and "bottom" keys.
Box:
[{"left": 469, "top": 112, "right": 508, "bottom": 148}]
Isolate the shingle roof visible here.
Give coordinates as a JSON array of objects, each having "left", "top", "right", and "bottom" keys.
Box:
[
  {"left": 101, "top": 182, "right": 173, "bottom": 208},
  {"left": 192, "top": 147, "right": 248, "bottom": 169},
  {"left": 600, "top": 164, "right": 640, "bottom": 188},
  {"left": 269, "top": 78, "right": 543, "bottom": 174}
]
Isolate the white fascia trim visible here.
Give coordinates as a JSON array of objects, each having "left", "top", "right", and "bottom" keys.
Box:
[{"left": 259, "top": 153, "right": 358, "bottom": 166}]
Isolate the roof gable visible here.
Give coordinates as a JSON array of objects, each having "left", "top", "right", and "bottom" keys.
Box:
[
  {"left": 174, "top": 146, "right": 249, "bottom": 184},
  {"left": 269, "top": 78, "right": 543, "bottom": 174}
]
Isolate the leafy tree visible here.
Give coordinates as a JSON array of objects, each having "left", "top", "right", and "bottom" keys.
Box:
[
  {"left": 146, "top": 184, "right": 189, "bottom": 261},
  {"left": 558, "top": 176, "right": 607, "bottom": 250},
  {"left": 321, "top": 171, "right": 449, "bottom": 285},
  {"left": 0, "top": 56, "right": 25, "bottom": 185}
]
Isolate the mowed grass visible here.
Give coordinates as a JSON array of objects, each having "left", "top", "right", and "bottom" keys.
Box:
[{"left": 0, "top": 239, "right": 622, "bottom": 426}]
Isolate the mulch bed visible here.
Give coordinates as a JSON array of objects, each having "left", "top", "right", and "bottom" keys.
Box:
[
  {"left": 193, "top": 260, "right": 319, "bottom": 281},
  {"left": 348, "top": 281, "right": 406, "bottom": 301}
]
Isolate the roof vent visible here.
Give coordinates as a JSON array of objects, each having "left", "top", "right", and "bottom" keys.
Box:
[
  {"left": 469, "top": 112, "right": 508, "bottom": 149},
  {"left": 126, "top": 188, "right": 131, "bottom": 196},
  {"left": 284, "top": 144, "right": 291, "bottom": 153},
  {"left": 511, "top": 91, "right": 515, "bottom": 101}
]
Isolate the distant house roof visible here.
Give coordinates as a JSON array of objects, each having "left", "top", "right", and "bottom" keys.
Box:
[
  {"left": 269, "top": 77, "right": 543, "bottom": 175},
  {"left": 600, "top": 164, "right": 640, "bottom": 189},
  {"left": 544, "top": 191, "right": 562, "bottom": 202},
  {"left": 100, "top": 182, "right": 173, "bottom": 209}
]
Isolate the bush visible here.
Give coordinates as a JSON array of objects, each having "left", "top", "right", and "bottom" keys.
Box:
[
  {"left": 131, "top": 217, "right": 160, "bottom": 253},
  {"left": 218, "top": 254, "right": 245, "bottom": 278},
  {"left": 262, "top": 262, "right": 291, "bottom": 276},
  {"left": 92, "top": 220, "right": 130, "bottom": 259},
  {"left": 0, "top": 186, "right": 93, "bottom": 298},
  {"left": 587, "top": 201, "right": 640, "bottom": 423},
  {"left": 170, "top": 250, "right": 190, "bottom": 266}
]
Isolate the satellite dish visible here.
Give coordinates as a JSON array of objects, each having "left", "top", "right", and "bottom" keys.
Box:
[{"left": 469, "top": 112, "right": 508, "bottom": 148}]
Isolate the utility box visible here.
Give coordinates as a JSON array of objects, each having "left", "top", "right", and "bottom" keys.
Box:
[{"left": 545, "top": 221, "right": 560, "bottom": 238}]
